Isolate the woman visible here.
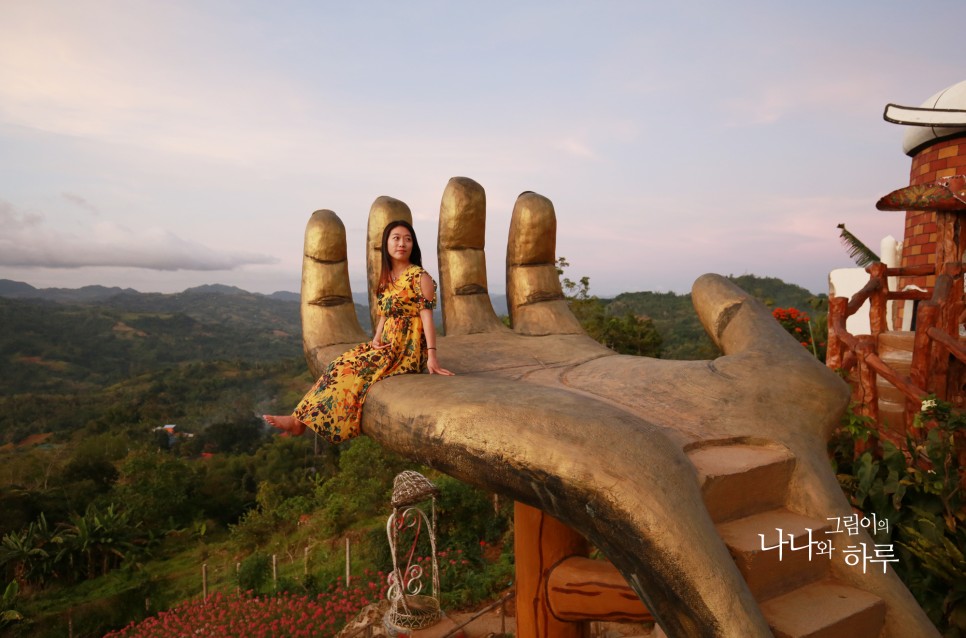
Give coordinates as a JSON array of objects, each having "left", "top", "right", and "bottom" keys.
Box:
[{"left": 264, "top": 220, "right": 454, "bottom": 443}]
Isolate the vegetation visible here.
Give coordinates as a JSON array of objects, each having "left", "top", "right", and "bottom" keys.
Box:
[
  {"left": 557, "top": 260, "right": 828, "bottom": 360},
  {"left": 831, "top": 398, "right": 965, "bottom": 636},
  {"left": 0, "top": 276, "right": 829, "bottom": 636},
  {"left": 104, "top": 581, "right": 390, "bottom": 637},
  {"left": 557, "top": 258, "right": 662, "bottom": 357}
]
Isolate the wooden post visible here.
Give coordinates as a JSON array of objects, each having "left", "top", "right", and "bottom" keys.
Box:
[
  {"left": 345, "top": 537, "right": 351, "bottom": 587},
  {"left": 854, "top": 336, "right": 878, "bottom": 423},
  {"left": 826, "top": 297, "right": 847, "bottom": 370},
  {"left": 501, "top": 596, "right": 507, "bottom": 635},
  {"left": 236, "top": 562, "right": 241, "bottom": 595},
  {"left": 272, "top": 554, "right": 278, "bottom": 592},
  {"left": 304, "top": 546, "right": 310, "bottom": 576},
  {"left": 202, "top": 563, "right": 208, "bottom": 601},
  {"left": 911, "top": 303, "right": 937, "bottom": 430},
  {"left": 514, "top": 502, "right": 589, "bottom": 638},
  {"left": 932, "top": 275, "right": 954, "bottom": 400},
  {"left": 869, "top": 262, "right": 889, "bottom": 336}
]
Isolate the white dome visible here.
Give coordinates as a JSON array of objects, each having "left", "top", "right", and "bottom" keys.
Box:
[{"left": 902, "top": 80, "right": 966, "bottom": 155}]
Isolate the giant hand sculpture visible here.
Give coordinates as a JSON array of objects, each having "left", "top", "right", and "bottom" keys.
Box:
[{"left": 299, "top": 177, "right": 938, "bottom": 638}]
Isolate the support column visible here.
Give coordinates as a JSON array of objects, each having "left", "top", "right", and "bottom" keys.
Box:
[{"left": 514, "top": 502, "right": 589, "bottom": 638}]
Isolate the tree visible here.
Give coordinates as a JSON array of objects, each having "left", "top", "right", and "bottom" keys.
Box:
[
  {"left": 58, "top": 503, "right": 139, "bottom": 580},
  {"left": 837, "top": 223, "right": 880, "bottom": 267},
  {"left": 556, "top": 258, "right": 663, "bottom": 357},
  {"left": 0, "top": 513, "right": 62, "bottom": 587},
  {"left": 113, "top": 450, "right": 198, "bottom": 530}
]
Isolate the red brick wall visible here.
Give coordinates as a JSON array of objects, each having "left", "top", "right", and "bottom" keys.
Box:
[{"left": 898, "top": 137, "right": 966, "bottom": 292}]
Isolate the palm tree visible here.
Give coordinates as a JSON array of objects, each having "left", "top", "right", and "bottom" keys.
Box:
[
  {"left": 59, "top": 503, "right": 139, "bottom": 580},
  {"left": 837, "top": 223, "right": 880, "bottom": 267},
  {"left": 0, "top": 517, "right": 66, "bottom": 588}
]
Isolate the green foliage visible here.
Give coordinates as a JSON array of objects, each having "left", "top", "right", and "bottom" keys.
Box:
[
  {"left": 771, "top": 306, "right": 827, "bottom": 362},
  {"left": 434, "top": 476, "right": 511, "bottom": 554},
  {"left": 556, "top": 258, "right": 663, "bottom": 357},
  {"left": 832, "top": 398, "right": 966, "bottom": 635},
  {"left": 837, "top": 223, "right": 880, "bottom": 267},
  {"left": 113, "top": 451, "right": 199, "bottom": 532},
  {"left": 58, "top": 503, "right": 143, "bottom": 581},
  {"left": 0, "top": 513, "right": 63, "bottom": 588},
  {"left": 314, "top": 438, "right": 414, "bottom": 536},
  {"left": 237, "top": 552, "right": 272, "bottom": 594},
  {"left": 0, "top": 293, "right": 301, "bottom": 397},
  {"left": 606, "top": 274, "right": 827, "bottom": 360},
  {"left": 1, "top": 580, "right": 24, "bottom": 629}
]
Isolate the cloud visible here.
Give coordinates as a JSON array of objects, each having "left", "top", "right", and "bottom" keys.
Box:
[
  {"left": 555, "top": 138, "right": 600, "bottom": 160},
  {"left": 62, "top": 192, "right": 101, "bottom": 215},
  {"left": 0, "top": 200, "right": 277, "bottom": 271}
]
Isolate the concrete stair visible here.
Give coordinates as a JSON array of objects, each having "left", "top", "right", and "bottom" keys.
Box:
[
  {"left": 688, "top": 443, "right": 886, "bottom": 638},
  {"left": 876, "top": 330, "right": 915, "bottom": 436}
]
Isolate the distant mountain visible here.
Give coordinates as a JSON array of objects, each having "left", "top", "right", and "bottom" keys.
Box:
[
  {"left": 0, "top": 280, "right": 35, "bottom": 296},
  {"left": 269, "top": 291, "right": 300, "bottom": 302},
  {"left": 0, "top": 279, "right": 140, "bottom": 303},
  {"left": 183, "top": 284, "right": 250, "bottom": 296},
  {"left": 0, "top": 281, "right": 375, "bottom": 396},
  {"left": 0, "top": 279, "right": 300, "bottom": 302},
  {"left": 0, "top": 279, "right": 509, "bottom": 318}
]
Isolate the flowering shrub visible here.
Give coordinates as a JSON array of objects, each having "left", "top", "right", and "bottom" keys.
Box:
[
  {"left": 830, "top": 397, "right": 965, "bottom": 634},
  {"left": 772, "top": 307, "right": 826, "bottom": 361},
  {"left": 104, "top": 571, "right": 388, "bottom": 638},
  {"left": 410, "top": 546, "right": 513, "bottom": 609}
]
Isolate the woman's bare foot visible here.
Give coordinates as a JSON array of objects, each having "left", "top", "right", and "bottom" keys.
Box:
[{"left": 263, "top": 415, "right": 307, "bottom": 436}]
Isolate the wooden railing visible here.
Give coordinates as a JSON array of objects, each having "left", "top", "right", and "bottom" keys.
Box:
[{"left": 827, "top": 261, "right": 966, "bottom": 435}]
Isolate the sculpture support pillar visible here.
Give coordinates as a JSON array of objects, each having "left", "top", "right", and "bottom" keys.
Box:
[{"left": 514, "top": 502, "right": 589, "bottom": 638}]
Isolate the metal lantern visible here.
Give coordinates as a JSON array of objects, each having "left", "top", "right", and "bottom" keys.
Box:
[{"left": 384, "top": 471, "right": 442, "bottom": 634}]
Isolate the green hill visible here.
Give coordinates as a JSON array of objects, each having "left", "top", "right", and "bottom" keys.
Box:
[
  {"left": 0, "top": 273, "right": 827, "bottom": 637},
  {"left": 602, "top": 274, "right": 827, "bottom": 360}
]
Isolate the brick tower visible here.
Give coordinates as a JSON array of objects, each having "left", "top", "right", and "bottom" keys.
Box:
[{"left": 889, "top": 80, "right": 966, "bottom": 293}]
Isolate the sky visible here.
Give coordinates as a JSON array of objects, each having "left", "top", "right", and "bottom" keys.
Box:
[{"left": 1, "top": 1, "right": 963, "bottom": 298}]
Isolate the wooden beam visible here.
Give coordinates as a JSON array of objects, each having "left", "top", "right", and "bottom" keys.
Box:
[{"left": 547, "top": 556, "right": 654, "bottom": 624}]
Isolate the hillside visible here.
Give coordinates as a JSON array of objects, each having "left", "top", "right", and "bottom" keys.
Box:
[
  {"left": 0, "top": 283, "right": 313, "bottom": 446},
  {"left": 0, "top": 273, "right": 828, "bottom": 637},
  {"left": 602, "top": 274, "right": 827, "bottom": 359}
]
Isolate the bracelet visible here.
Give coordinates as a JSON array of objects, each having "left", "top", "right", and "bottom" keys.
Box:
[{"left": 427, "top": 347, "right": 436, "bottom": 350}]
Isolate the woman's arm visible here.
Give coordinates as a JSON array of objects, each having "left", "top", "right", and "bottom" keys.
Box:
[
  {"left": 371, "top": 315, "right": 389, "bottom": 349},
  {"left": 419, "top": 272, "right": 454, "bottom": 375}
]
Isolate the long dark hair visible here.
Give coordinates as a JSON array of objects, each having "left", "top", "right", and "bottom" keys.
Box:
[{"left": 378, "top": 220, "right": 422, "bottom": 292}]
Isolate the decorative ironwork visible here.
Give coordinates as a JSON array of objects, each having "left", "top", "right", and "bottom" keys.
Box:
[{"left": 384, "top": 471, "right": 441, "bottom": 634}]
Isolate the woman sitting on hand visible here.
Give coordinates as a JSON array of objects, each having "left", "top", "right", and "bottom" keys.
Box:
[{"left": 264, "top": 220, "right": 454, "bottom": 442}]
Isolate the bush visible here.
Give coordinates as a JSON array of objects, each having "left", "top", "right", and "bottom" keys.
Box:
[
  {"left": 772, "top": 307, "right": 826, "bottom": 362},
  {"left": 831, "top": 397, "right": 965, "bottom": 635},
  {"left": 237, "top": 552, "right": 272, "bottom": 594}
]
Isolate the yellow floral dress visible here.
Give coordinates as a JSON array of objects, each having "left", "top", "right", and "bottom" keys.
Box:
[{"left": 293, "top": 265, "right": 436, "bottom": 443}]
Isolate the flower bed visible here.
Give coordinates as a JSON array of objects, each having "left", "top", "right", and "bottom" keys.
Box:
[{"left": 104, "top": 572, "right": 387, "bottom": 638}]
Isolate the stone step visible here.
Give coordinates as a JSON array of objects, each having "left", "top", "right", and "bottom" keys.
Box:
[
  {"left": 717, "top": 509, "right": 831, "bottom": 601},
  {"left": 876, "top": 402, "right": 906, "bottom": 437},
  {"left": 877, "top": 330, "right": 914, "bottom": 359},
  {"left": 876, "top": 331, "right": 914, "bottom": 438},
  {"left": 760, "top": 580, "right": 885, "bottom": 638},
  {"left": 875, "top": 377, "right": 908, "bottom": 404},
  {"left": 688, "top": 444, "right": 796, "bottom": 523}
]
